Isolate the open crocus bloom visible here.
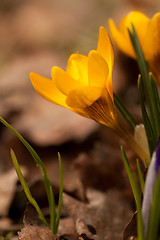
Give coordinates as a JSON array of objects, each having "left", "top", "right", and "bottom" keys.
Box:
[
  {"left": 108, "top": 11, "right": 160, "bottom": 82},
  {"left": 30, "top": 26, "right": 118, "bottom": 129},
  {"left": 30, "top": 26, "right": 149, "bottom": 163}
]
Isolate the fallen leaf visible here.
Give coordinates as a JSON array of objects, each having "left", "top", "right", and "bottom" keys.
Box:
[
  {"left": 63, "top": 189, "right": 133, "bottom": 240},
  {"left": 18, "top": 204, "right": 56, "bottom": 240},
  {"left": 18, "top": 225, "right": 56, "bottom": 240},
  {"left": 123, "top": 212, "right": 137, "bottom": 240},
  {"left": 0, "top": 168, "right": 25, "bottom": 216}
]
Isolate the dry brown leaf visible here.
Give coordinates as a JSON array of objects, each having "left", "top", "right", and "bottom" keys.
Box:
[
  {"left": 72, "top": 147, "right": 125, "bottom": 192},
  {"left": 63, "top": 189, "right": 133, "bottom": 240},
  {"left": 14, "top": 97, "right": 98, "bottom": 146},
  {"left": 123, "top": 212, "right": 137, "bottom": 240},
  {"left": 0, "top": 167, "right": 25, "bottom": 216},
  {"left": 18, "top": 225, "right": 56, "bottom": 240},
  {"left": 18, "top": 204, "right": 56, "bottom": 240}
]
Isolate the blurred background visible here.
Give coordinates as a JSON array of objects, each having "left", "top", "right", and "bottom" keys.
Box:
[
  {"left": 0, "top": 0, "right": 159, "bottom": 146},
  {"left": 0, "top": 0, "right": 159, "bottom": 239}
]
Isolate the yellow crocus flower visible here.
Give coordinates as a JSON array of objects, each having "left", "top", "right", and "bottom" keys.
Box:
[
  {"left": 30, "top": 26, "right": 149, "bottom": 164},
  {"left": 109, "top": 11, "right": 160, "bottom": 82},
  {"left": 30, "top": 27, "right": 117, "bottom": 128}
]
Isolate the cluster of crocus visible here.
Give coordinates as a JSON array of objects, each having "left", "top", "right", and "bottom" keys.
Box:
[
  {"left": 30, "top": 10, "right": 160, "bottom": 239},
  {"left": 109, "top": 11, "right": 160, "bottom": 83}
]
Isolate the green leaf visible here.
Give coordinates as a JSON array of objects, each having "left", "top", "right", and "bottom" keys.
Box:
[
  {"left": 50, "top": 186, "right": 56, "bottom": 233},
  {"left": 136, "top": 159, "right": 144, "bottom": 194},
  {"left": 147, "top": 169, "right": 160, "bottom": 240},
  {"left": 55, "top": 152, "right": 63, "bottom": 232},
  {"left": 138, "top": 75, "right": 155, "bottom": 156},
  {"left": 121, "top": 146, "right": 144, "bottom": 240},
  {"left": 148, "top": 73, "right": 160, "bottom": 133},
  {"left": 113, "top": 93, "right": 136, "bottom": 131},
  {"left": 0, "top": 117, "right": 55, "bottom": 231},
  {"left": 11, "top": 149, "right": 48, "bottom": 226},
  {"left": 128, "top": 25, "right": 160, "bottom": 144}
]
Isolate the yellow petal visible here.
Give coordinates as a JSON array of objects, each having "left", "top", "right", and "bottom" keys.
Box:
[
  {"left": 109, "top": 11, "right": 149, "bottom": 59},
  {"left": 66, "top": 87, "right": 103, "bottom": 109},
  {"left": 30, "top": 72, "right": 68, "bottom": 108},
  {"left": 108, "top": 18, "right": 135, "bottom": 58},
  {"left": 125, "top": 11, "right": 149, "bottom": 46},
  {"left": 51, "top": 66, "right": 81, "bottom": 95},
  {"left": 88, "top": 50, "right": 109, "bottom": 88},
  {"left": 97, "top": 26, "right": 114, "bottom": 70},
  {"left": 85, "top": 89, "right": 117, "bottom": 127},
  {"left": 143, "top": 13, "right": 160, "bottom": 60},
  {"left": 71, "top": 108, "right": 90, "bottom": 119},
  {"left": 66, "top": 53, "right": 88, "bottom": 86}
]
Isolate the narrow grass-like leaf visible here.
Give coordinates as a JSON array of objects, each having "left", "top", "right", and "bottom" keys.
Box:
[
  {"left": 0, "top": 117, "right": 63, "bottom": 233},
  {"left": 113, "top": 93, "right": 136, "bottom": 131},
  {"left": 0, "top": 117, "right": 52, "bottom": 222},
  {"left": 11, "top": 149, "right": 48, "bottom": 226},
  {"left": 149, "top": 73, "right": 160, "bottom": 114},
  {"left": 50, "top": 186, "right": 56, "bottom": 233},
  {"left": 149, "top": 73, "right": 160, "bottom": 132},
  {"left": 147, "top": 169, "right": 160, "bottom": 240},
  {"left": 128, "top": 26, "right": 148, "bottom": 82},
  {"left": 121, "top": 146, "right": 144, "bottom": 240},
  {"left": 138, "top": 75, "right": 155, "bottom": 156},
  {"left": 55, "top": 152, "right": 63, "bottom": 232},
  {"left": 136, "top": 159, "right": 145, "bottom": 194},
  {"left": 128, "top": 25, "right": 160, "bottom": 142},
  {"left": 0, "top": 232, "right": 14, "bottom": 240}
]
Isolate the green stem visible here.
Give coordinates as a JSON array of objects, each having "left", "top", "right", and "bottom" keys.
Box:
[
  {"left": 55, "top": 153, "right": 63, "bottom": 232},
  {"left": 147, "top": 170, "right": 160, "bottom": 240},
  {"left": 50, "top": 186, "right": 56, "bottom": 233},
  {"left": 128, "top": 25, "right": 160, "bottom": 143},
  {"left": 114, "top": 122, "right": 149, "bottom": 167},
  {"left": 136, "top": 159, "right": 145, "bottom": 194},
  {"left": 114, "top": 93, "right": 136, "bottom": 131},
  {"left": 0, "top": 117, "right": 52, "bottom": 226},
  {"left": 138, "top": 75, "right": 155, "bottom": 156},
  {"left": 11, "top": 149, "right": 48, "bottom": 226},
  {"left": 121, "top": 147, "right": 144, "bottom": 240}
]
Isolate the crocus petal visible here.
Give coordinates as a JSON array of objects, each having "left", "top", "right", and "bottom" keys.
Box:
[
  {"left": 71, "top": 108, "right": 90, "bottom": 119},
  {"left": 155, "top": 136, "right": 160, "bottom": 173},
  {"left": 109, "top": 11, "right": 149, "bottom": 59},
  {"left": 51, "top": 66, "right": 81, "bottom": 95},
  {"left": 142, "top": 152, "right": 157, "bottom": 239},
  {"left": 120, "top": 11, "right": 149, "bottom": 47},
  {"left": 66, "top": 53, "right": 88, "bottom": 86},
  {"left": 143, "top": 13, "right": 160, "bottom": 61},
  {"left": 134, "top": 124, "right": 150, "bottom": 160},
  {"left": 126, "top": 11, "right": 149, "bottom": 32},
  {"left": 142, "top": 135, "right": 160, "bottom": 239},
  {"left": 108, "top": 18, "right": 135, "bottom": 58},
  {"left": 97, "top": 26, "right": 114, "bottom": 71},
  {"left": 66, "top": 87, "right": 103, "bottom": 109},
  {"left": 30, "top": 72, "right": 68, "bottom": 108},
  {"left": 88, "top": 50, "right": 109, "bottom": 88},
  {"left": 96, "top": 27, "right": 114, "bottom": 98},
  {"left": 85, "top": 88, "right": 117, "bottom": 127}
]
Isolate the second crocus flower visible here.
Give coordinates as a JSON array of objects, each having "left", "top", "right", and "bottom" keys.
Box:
[{"left": 109, "top": 11, "right": 160, "bottom": 83}]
